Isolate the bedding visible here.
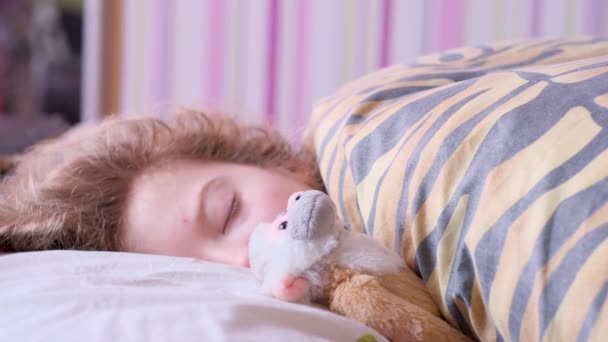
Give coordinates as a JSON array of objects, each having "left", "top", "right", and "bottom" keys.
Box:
[
  {"left": 0, "top": 250, "right": 387, "bottom": 342},
  {"left": 306, "top": 36, "right": 608, "bottom": 341}
]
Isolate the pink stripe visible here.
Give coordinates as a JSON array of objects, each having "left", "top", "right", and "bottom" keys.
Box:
[
  {"left": 438, "top": 0, "right": 465, "bottom": 50},
  {"left": 530, "top": 0, "right": 543, "bottom": 36},
  {"left": 292, "top": 1, "right": 309, "bottom": 130},
  {"left": 379, "top": 0, "right": 392, "bottom": 67},
  {"left": 152, "top": 0, "right": 173, "bottom": 117},
  {"left": 265, "top": 0, "right": 280, "bottom": 124},
  {"left": 584, "top": 0, "right": 603, "bottom": 35},
  {"left": 207, "top": 0, "right": 225, "bottom": 109}
]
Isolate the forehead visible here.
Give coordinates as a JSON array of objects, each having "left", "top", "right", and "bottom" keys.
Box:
[
  {"left": 130, "top": 159, "right": 231, "bottom": 194},
  {"left": 124, "top": 162, "right": 202, "bottom": 229}
]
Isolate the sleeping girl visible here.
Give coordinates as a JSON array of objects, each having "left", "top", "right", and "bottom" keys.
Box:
[
  {"left": 3, "top": 36, "right": 608, "bottom": 342},
  {"left": 1, "top": 110, "right": 473, "bottom": 342},
  {"left": 0, "top": 110, "right": 324, "bottom": 267}
]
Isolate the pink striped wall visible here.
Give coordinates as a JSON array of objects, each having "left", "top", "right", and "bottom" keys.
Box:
[{"left": 88, "top": 0, "right": 608, "bottom": 140}]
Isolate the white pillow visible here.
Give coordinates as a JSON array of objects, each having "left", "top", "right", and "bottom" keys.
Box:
[{"left": 0, "top": 250, "right": 386, "bottom": 342}]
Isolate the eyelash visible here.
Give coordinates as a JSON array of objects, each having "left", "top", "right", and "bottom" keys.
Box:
[{"left": 223, "top": 194, "right": 239, "bottom": 233}]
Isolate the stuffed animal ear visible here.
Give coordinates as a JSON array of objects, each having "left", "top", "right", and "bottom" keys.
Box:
[{"left": 271, "top": 274, "right": 310, "bottom": 302}]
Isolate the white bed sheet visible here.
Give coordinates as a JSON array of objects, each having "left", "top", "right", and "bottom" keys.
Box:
[{"left": 0, "top": 250, "right": 387, "bottom": 342}]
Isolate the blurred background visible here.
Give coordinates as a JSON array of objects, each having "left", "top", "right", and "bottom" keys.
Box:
[{"left": 1, "top": 0, "right": 607, "bottom": 155}]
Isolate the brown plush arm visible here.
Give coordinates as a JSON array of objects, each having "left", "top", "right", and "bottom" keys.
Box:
[{"left": 330, "top": 273, "right": 472, "bottom": 342}]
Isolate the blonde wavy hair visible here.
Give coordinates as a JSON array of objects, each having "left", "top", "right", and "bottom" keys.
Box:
[{"left": 0, "top": 110, "right": 323, "bottom": 252}]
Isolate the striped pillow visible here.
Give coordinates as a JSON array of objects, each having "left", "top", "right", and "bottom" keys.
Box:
[{"left": 305, "top": 37, "right": 608, "bottom": 341}]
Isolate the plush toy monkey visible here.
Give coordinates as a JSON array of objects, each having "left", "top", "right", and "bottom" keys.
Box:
[{"left": 249, "top": 190, "right": 471, "bottom": 342}]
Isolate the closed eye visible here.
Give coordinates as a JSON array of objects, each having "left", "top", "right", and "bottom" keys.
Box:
[{"left": 223, "top": 194, "right": 239, "bottom": 234}]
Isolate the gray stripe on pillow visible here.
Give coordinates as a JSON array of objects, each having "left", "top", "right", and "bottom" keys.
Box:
[
  {"left": 507, "top": 179, "right": 608, "bottom": 340},
  {"left": 578, "top": 282, "right": 608, "bottom": 342},
  {"left": 537, "top": 224, "right": 608, "bottom": 340},
  {"left": 350, "top": 81, "right": 472, "bottom": 185}
]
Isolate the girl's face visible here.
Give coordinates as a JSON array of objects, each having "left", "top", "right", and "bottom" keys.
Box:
[{"left": 122, "top": 160, "right": 312, "bottom": 267}]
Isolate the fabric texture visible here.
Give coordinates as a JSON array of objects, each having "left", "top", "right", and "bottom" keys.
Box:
[
  {"left": 305, "top": 36, "right": 608, "bottom": 341},
  {"left": 0, "top": 250, "right": 387, "bottom": 342}
]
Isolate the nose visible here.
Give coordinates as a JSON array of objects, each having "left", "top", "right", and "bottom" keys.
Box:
[{"left": 287, "top": 191, "right": 304, "bottom": 207}]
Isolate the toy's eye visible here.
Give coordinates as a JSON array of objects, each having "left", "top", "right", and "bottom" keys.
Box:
[{"left": 279, "top": 221, "right": 287, "bottom": 230}]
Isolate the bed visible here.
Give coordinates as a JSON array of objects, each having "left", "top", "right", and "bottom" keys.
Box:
[
  {"left": 2, "top": 36, "right": 608, "bottom": 342},
  {"left": 0, "top": 250, "right": 384, "bottom": 341}
]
